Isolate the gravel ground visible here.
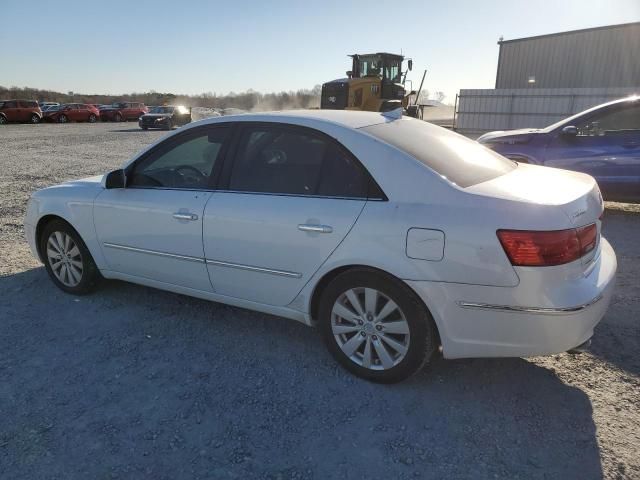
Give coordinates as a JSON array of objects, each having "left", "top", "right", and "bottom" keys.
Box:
[{"left": 0, "top": 123, "right": 638, "bottom": 479}]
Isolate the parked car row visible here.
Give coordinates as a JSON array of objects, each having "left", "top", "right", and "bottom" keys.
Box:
[{"left": 0, "top": 99, "right": 193, "bottom": 130}]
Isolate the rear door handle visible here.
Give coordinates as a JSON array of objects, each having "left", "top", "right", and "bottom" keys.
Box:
[
  {"left": 173, "top": 212, "right": 198, "bottom": 221},
  {"left": 298, "top": 224, "right": 333, "bottom": 233}
]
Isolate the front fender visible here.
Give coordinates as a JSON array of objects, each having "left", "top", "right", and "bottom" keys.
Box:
[{"left": 26, "top": 181, "right": 107, "bottom": 269}]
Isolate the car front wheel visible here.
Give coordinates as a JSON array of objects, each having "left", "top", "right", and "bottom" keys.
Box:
[
  {"left": 30, "top": 113, "right": 41, "bottom": 124},
  {"left": 40, "top": 219, "right": 101, "bottom": 295},
  {"left": 58, "top": 114, "right": 68, "bottom": 123},
  {"left": 88, "top": 114, "right": 97, "bottom": 123},
  {"left": 319, "top": 268, "right": 438, "bottom": 383}
]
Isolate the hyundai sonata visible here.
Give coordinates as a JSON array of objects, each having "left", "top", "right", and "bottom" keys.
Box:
[{"left": 25, "top": 110, "right": 617, "bottom": 383}]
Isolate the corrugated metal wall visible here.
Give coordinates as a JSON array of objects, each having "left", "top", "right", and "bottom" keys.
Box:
[
  {"left": 454, "top": 88, "right": 638, "bottom": 135},
  {"left": 496, "top": 23, "right": 640, "bottom": 89}
]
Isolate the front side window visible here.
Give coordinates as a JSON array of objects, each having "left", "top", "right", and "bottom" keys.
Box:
[
  {"left": 129, "top": 127, "right": 229, "bottom": 189},
  {"left": 4, "top": 101, "right": 17, "bottom": 108},
  {"left": 577, "top": 104, "right": 640, "bottom": 136},
  {"left": 228, "top": 125, "right": 370, "bottom": 198}
]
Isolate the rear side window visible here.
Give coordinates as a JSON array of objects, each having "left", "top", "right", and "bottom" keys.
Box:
[
  {"left": 4, "top": 101, "right": 17, "bottom": 108},
  {"left": 362, "top": 119, "right": 516, "bottom": 188},
  {"left": 228, "top": 125, "right": 370, "bottom": 198}
]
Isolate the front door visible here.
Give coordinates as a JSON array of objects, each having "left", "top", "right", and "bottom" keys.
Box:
[
  {"left": 203, "top": 123, "right": 375, "bottom": 306},
  {"left": 544, "top": 102, "right": 640, "bottom": 201},
  {"left": 94, "top": 125, "right": 231, "bottom": 291}
]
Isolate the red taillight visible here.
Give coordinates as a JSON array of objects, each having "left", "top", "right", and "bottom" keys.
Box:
[
  {"left": 577, "top": 223, "right": 597, "bottom": 256},
  {"left": 497, "top": 223, "right": 597, "bottom": 267}
]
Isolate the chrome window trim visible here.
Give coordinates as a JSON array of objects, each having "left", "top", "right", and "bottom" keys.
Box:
[
  {"left": 456, "top": 295, "right": 603, "bottom": 314},
  {"left": 205, "top": 259, "right": 302, "bottom": 278},
  {"left": 103, "top": 243, "right": 205, "bottom": 263}
]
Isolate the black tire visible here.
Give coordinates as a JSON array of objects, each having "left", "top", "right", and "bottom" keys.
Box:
[
  {"left": 88, "top": 114, "right": 97, "bottom": 123},
  {"left": 58, "top": 114, "right": 68, "bottom": 123},
  {"left": 165, "top": 119, "right": 173, "bottom": 130},
  {"left": 141, "top": 125, "right": 148, "bottom": 130},
  {"left": 115, "top": 112, "right": 123, "bottom": 122},
  {"left": 318, "top": 268, "right": 438, "bottom": 383},
  {"left": 0, "top": 115, "right": 7, "bottom": 125},
  {"left": 40, "top": 219, "right": 101, "bottom": 295},
  {"left": 30, "top": 113, "right": 41, "bottom": 124}
]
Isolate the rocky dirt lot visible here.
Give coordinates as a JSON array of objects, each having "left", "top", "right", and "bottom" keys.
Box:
[{"left": 0, "top": 123, "right": 638, "bottom": 479}]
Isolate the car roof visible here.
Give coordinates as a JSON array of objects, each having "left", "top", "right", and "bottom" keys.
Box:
[{"left": 191, "top": 109, "right": 393, "bottom": 130}]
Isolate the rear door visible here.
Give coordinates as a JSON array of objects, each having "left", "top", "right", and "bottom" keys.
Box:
[
  {"left": 544, "top": 102, "right": 640, "bottom": 200},
  {"left": 203, "top": 123, "right": 377, "bottom": 306},
  {"left": 76, "top": 104, "right": 89, "bottom": 121}
]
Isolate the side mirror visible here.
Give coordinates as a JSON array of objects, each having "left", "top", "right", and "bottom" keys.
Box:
[
  {"left": 346, "top": 70, "right": 353, "bottom": 78},
  {"left": 408, "top": 59, "right": 413, "bottom": 71},
  {"left": 105, "top": 169, "right": 125, "bottom": 189},
  {"left": 561, "top": 125, "right": 578, "bottom": 136}
]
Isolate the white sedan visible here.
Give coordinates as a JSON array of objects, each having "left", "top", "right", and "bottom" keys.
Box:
[{"left": 24, "top": 110, "right": 617, "bottom": 383}]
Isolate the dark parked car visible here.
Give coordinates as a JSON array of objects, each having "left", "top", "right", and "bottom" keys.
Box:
[
  {"left": 138, "top": 105, "right": 192, "bottom": 130},
  {"left": 478, "top": 96, "right": 640, "bottom": 202},
  {"left": 0, "top": 100, "right": 42, "bottom": 124},
  {"left": 44, "top": 103, "right": 100, "bottom": 123},
  {"left": 100, "top": 102, "right": 148, "bottom": 122}
]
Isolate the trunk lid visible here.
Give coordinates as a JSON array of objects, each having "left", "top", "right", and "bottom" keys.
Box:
[{"left": 466, "top": 163, "right": 604, "bottom": 266}]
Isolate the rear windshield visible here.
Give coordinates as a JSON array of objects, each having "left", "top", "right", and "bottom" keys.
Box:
[{"left": 362, "top": 119, "right": 516, "bottom": 188}]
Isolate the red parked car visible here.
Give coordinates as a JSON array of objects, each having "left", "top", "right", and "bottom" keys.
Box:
[
  {"left": 44, "top": 104, "right": 100, "bottom": 123},
  {"left": 100, "top": 102, "right": 148, "bottom": 121},
  {"left": 0, "top": 100, "right": 42, "bottom": 124}
]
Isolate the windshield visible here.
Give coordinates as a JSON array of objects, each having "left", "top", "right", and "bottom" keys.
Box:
[
  {"left": 149, "top": 106, "right": 174, "bottom": 114},
  {"left": 358, "top": 55, "right": 402, "bottom": 82},
  {"left": 362, "top": 118, "right": 516, "bottom": 188}
]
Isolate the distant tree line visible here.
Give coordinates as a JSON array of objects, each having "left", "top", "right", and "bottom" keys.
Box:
[{"left": 0, "top": 85, "right": 322, "bottom": 111}]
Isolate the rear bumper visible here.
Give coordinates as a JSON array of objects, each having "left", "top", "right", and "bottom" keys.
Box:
[{"left": 406, "top": 237, "right": 617, "bottom": 359}]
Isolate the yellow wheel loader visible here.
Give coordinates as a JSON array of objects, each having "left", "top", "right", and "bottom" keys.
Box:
[{"left": 320, "top": 52, "right": 425, "bottom": 118}]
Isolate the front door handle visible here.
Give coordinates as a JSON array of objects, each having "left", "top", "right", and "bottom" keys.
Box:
[
  {"left": 173, "top": 212, "right": 198, "bottom": 221},
  {"left": 298, "top": 224, "right": 333, "bottom": 233}
]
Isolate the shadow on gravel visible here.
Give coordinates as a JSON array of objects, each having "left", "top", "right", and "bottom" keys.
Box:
[
  {"left": 0, "top": 268, "right": 603, "bottom": 479},
  {"left": 591, "top": 212, "right": 640, "bottom": 377}
]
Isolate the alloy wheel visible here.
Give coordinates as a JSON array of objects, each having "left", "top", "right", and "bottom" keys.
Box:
[
  {"left": 46, "top": 231, "right": 83, "bottom": 287},
  {"left": 331, "top": 287, "right": 410, "bottom": 370}
]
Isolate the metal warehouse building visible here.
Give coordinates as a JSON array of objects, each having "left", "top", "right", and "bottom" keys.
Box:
[
  {"left": 495, "top": 22, "right": 640, "bottom": 89},
  {"left": 455, "top": 22, "right": 640, "bottom": 135}
]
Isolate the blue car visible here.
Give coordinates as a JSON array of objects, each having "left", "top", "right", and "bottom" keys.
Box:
[{"left": 477, "top": 96, "right": 640, "bottom": 202}]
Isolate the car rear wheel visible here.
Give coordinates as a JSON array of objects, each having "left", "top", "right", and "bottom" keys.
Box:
[
  {"left": 319, "top": 268, "right": 438, "bottom": 383},
  {"left": 0, "top": 115, "right": 6, "bottom": 125},
  {"left": 40, "top": 219, "right": 100, "bottom": 295},
  {"left": 30, "top": 113, "right": 41, "bottom": 124},
  {"left": 88, "top": 114, "right": 97, "bottom": 123},
  {"left": 58, "top": 114, "right": 68, "bottom": 123}
]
